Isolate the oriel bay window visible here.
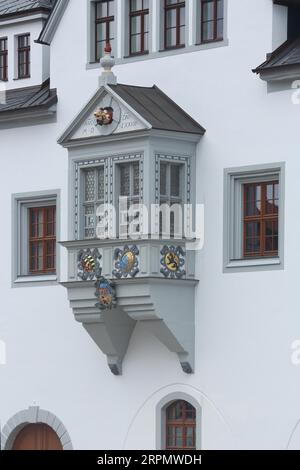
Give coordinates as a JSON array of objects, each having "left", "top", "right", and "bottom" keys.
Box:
[
  {"left": 0, "top": 37, "right": 8, "bottom": 81},
  {"left": 129, "top": 0, "right": 149, "bottom": 56},
  {"left": 201, "top": 0, "right": 224, "bottom": 43},
  {"left": 17, "top": 34, "right": 30, "bottom": 79},
  {"left": 166, "top": 401, "right": 196, "bottom": 450},
  {"left": 29, "top": 206, "right": 56, "bottom": 274},
  {"left": 95, "top": 0, "right": 115, "bottom": 61},
  {"left": 243, "top": 181, "right": 279, "bottom": 258},
  {"left": 164, "top": 0, "right": 185, "bottom": 50}
]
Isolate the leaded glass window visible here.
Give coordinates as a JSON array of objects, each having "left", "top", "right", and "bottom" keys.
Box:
[
  {"left": 159, "top": 162, "right": 183, "bottom": 235},
  {"left": 83, "top": 166, "right": 105, "bottom": 239}
]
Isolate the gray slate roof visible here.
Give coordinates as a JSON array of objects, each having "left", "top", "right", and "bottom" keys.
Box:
[
  {"left": 254, "top": 37, "right": 300, "bottom": 73},
  {"left": 0, "top": 0, "right": 54, "bottom": 17},
  {"left": 0, "top": 80, "right": 57, "bottom": 113},
  {"left": 110, "top": 84, "right": 205, "bottom": 135}
]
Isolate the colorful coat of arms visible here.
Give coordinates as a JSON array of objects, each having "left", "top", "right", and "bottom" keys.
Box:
[
  {"left": 94, "top": 107, "right": 114, "bottom": 126},
  {"left": 160, "top": 245, "right": 186, "bottom": 279},
  {"left": 77, "top": 248, "right": 102, "bottom": 281},
  {"left": 95, "top": 277, "right": 117, "bottom": 310},
  {"left": 112, "top": 245, "right": 139, "bottom": 279}
]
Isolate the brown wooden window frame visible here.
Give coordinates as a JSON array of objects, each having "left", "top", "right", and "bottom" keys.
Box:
[
  {"left": 0, "top": 37, "right": 8, "bottom": 82},
  {"left": 95, "top": 0, "right": 115, "bottom": 62},
  {"left": 243, "top": 181, "right": 279, "bottom": 259},
  {"left": 129, "top": 0, "right": 149, "bottom": 57},
  {"left": 17, "top": 34, "right": 30, "bottom": 79},
  {"left": 164, "top": 0, "right": 186, "bottom": 50},
  {"left": 29, "top": 206, "right": 56, "bottom": 275},
  {"left": 200, "top": 0, "right": 224, "bottom": 44},
  {"left": 166, "top": 400, "right": 196, "bottom": 450}
]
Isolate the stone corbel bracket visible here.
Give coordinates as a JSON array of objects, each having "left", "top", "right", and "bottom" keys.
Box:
[{"left": 61, "top": 277, "right": 197, "bottom": 375}]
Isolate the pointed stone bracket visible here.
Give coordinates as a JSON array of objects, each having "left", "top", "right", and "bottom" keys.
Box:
[
  {"left": 61, "top": 278, "right": 197, "bottom": 375},
  {"left": 61, "top": 281, "right": 135, "bottom": 375}
]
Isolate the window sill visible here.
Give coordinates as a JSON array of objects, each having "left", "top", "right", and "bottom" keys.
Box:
[
  {"left": 13, "top": 274, "right": 58, "bottom": 288},
  {"left": 13, "top": 76, "right": 31, "bottom": 81},
  {"left": 196, "top": 38, "right": 223, "bottom": 46},
  {"left": 86, "top": 39, "right": 228, "bottom": 69},
  {"left": 225, "top": 257, "right": 282, "bottom": 273}
]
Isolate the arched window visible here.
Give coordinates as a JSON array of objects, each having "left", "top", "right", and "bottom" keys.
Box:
[{"left": 166, "top": 400, "right": 196, "bottom": 450}]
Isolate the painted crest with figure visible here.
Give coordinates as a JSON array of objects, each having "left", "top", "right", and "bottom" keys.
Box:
[
  {"left": 94, "top": 106, "right": 114, "bottom": 126},
  {"left": 113, "top": 245, "right": 139, "bottom": 279},
  {"left": 160, "top": 245, "right": 186, "bottom": 279},
  {"left": 95, "top": 277, "right": 117, "bottom": 310}
]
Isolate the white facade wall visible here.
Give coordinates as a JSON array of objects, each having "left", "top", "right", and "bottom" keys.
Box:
[
  {"left": 1, "top": 0, "right": 300, "bottom": 450},
  {"left": 0, "top": 16, "right": 49, "bottom": 89}
]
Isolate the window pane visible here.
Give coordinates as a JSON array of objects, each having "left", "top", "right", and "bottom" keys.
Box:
[
  {"left": 160, "top": 163, "right": 167, "bottom": 196},
  {"left": 202, "top": 21, "right": 214, "bottom": 41},
  {"left": 131, "top": 0, "right": 143, "bottom": 11},
  {"left": 108, "top": 0, "right": 114, "bottom": 16},
  {"left": 166, "top": 28, "right": 176, "bottom": 47},
  {"left": 203, "top": 1, "right": 214, "bottom": 21},
  {"left": 171, "top": 165, "right": 180, "bottom": 197},
  {"left": 85, "top": 170, "right": 96, "bottom": 201},
  {"left": 217, "top": 19, "right": 223, "bottom": 38},
  {"left": 175, "top": 427, "right": 183, "bottom": 447},
  {"left": 96, "top": 1, "right": 108, "bottom": 18},
  {"left": 84, "top": 206, "right": 95, "bottom": 238},
  {"left": 120, "top": 164, "right": 130, "bottom": 196},
  {"left": 98, "top": 167, "right": 105, "bottom": 201},
  {"left": 167, "top": 426, "right": 175, "bottom": 447},
  {"left": 131, "top": 15, "right": 141, "bottom": 34},
  {"left": 166, "top": 9, "right": 176, "bottom": 28},
  {"left": 133, "top": 162, "right": 140, "bottom": 196},
  {"left": 186, "top": 427, "right": 194, "bottom": 447},
  {"left": 217, "top": 0, "right": 224, "bottom": 18}
]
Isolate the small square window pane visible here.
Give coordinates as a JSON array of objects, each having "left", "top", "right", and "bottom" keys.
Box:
[
  {"left": 166, "top": 9, "right": 176, "bottom": 28},
  {"left": 202, "top": 21, "right": 214, "bottom": 41},
  {"left": 131, "top": 15, "right": 141, "bottom": 34}
]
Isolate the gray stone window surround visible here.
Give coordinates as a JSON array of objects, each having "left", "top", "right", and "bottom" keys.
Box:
[
  {"left": 12, "top": 189, "right": 60, "bottom": 288},
  {"left": 155, "top": 392, "right": 202, "bottom": 450},
  {"left": 86, "top": 0, "right": 228, "bottom": 69},
  {"left": 73, "top": 152, "right": 144, "bottom": 240},
  {"left": 223, "top": 162, "right": 285, "bottom": 273},
  {"left": 1, "top": 406, "right": 73, "bottom": 450}
]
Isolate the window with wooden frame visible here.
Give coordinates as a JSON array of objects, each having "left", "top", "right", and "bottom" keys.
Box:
[
  {"left": 17, "top": 34, "right": 30, "bottom": 79},
  {"left": 166, "top": 400, "right": 196, "bottom": 450},
  {"left": 201, "top": 0, "right": 223, "bottom": 43},
  {"left": 164, "top": 0, "right": 185, "bottom": 50},
  {"left": 129, "top": 0, "right": 149, "bottom": 56},
  {"left": 243, "top": 181, "right": 279, "bottom": 258},
  {"left": 28, "top": 206, "right": 56, "bottom": 275},
  {"left": 95, "top": 0, "right": 115, "bottom": 61},
  {"left": 83, "top": 166, "right": 105, "bottom": 239},
  {"left": 0, "top": 37, "right": 8, "bottom": 81}
]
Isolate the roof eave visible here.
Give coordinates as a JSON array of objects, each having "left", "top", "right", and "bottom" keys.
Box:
[{"left": 37, "top": 0, "right": 69, "bottom": 45}]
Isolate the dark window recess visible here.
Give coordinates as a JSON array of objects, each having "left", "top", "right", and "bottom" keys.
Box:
[
  {"left": 243, "top": 181, "right": 279, "bottom": 258},
  {"left": 201, "top": 0, "right": 223, "bottom": 43},
  {"left": 166, "top": 400, "right": 196, "bottom": 450},
  {"left": 130, "top": 0, "right": 149, "bottom": 56},
  {"left": 0, "top": 37, "right": 8, "bottom": 81},
  {"left": 95, "top": 0, "right": 115, "bottom": 61},
  {"left": 18, "top": 34, "right": 30, "bottom": 79},
  {"left": 29, "top": 206, "right": 56, "bottom": 275},
  {"left": 164, "top": 0, "right": 185, "bottom": 50},
  {"left": 288, "top": 6, "right": 300, "bottom": 41}
]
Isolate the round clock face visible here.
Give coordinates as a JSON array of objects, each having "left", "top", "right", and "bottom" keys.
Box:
[{"left": 93, "top": 94, "right": 122, "bottom": 136}]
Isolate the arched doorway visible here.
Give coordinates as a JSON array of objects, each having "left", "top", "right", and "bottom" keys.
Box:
[{"left": 12, "top": 424, "right": 63, "bottom": 451}]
